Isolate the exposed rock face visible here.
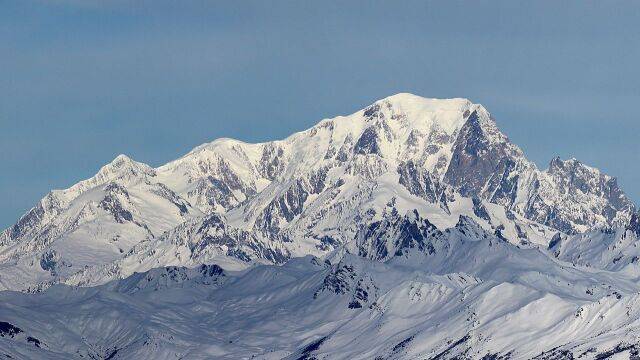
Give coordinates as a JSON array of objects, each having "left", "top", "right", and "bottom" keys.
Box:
[
  {"left": 547, "top": 158, "right": 632, "bottom": 229},
  {"left": 253, "top": 168, "right": 328, "bottom": 236},
  {"left": 0, "top": 192, "right": 63, "bottom": 248},
  {"left": 112, "top": 263, "right": 226, "bottom": 294},
  {"left": 471, "top": 197, "right": 491, "bottom": 223},
  {"left": 628, "top": 212, "right": 640, "bottom": 237},
  {"left": 355, "top": 209, "right": 443, "bottom": 261},
  {"left": 516, "top": 157, "right": 635, "bottom": 234},
  {"left": 258, "top": 143, "right": 286, "bottom": 180},
  {"left": 165, "top": 213, "right": 290, "bottom": 265},
  {"left": 99, "top": 183, "right": 135, "bottom": 224},
  {"left": 441, "top": 110, "right": 635, "bottom": 235},
  {"left": 397, "top": 160, "right": 447, "bottom": 204},
  {"left": 353, "top": 126, "right": 381, "bottom": 155},
  {"left": 444, "top": 110, "right": 527, "bottom": 204}
]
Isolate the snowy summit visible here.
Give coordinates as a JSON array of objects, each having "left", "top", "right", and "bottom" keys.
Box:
[{"left": 0, "top": 93, "right": 638, "bottom": 359}]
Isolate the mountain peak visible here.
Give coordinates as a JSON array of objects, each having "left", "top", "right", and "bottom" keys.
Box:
[
  {"left": 99, "top": 154, "right": 153, "bottom": 176},
  {"left": 57, "top": 154, "right": 155, "bottom": 200},
  {"left": 0, "top": 92, "right": 637, "bottom": 295},
  {"left": 379, "top": 93, "right": 472, "bottom": 108},
  {"left": 109, "top": 153, "right": 134, "bottom": 166},
  {"left": 548, "top": 156, "right": 602, "bottom": 176},
  {"left": 372, "top": 93, "right": 478, "bottom": 120}
]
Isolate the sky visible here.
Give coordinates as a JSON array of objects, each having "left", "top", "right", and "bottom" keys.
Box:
[{"left": 1, "top": 0, "right": 639, "bottom": 229}]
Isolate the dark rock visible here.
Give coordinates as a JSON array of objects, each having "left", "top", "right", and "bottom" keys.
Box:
[
  {"left": 354, "top": 127, "right": 381, "bottom": 155},
  {"left": 0, "top": 322, "right": 23, "bottom": 338},
  {"left": 472, "top": 197, "right": 491, "bottom": 222}
]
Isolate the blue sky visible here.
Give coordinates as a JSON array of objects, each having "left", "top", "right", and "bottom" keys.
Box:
[{"left": 1, "top": 1, "right": 639, "bottom": 228}]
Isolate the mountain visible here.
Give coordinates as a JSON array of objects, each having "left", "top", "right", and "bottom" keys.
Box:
[
  {"left": 1, "top": 93, "right": 639, "bottom": 359},
  {"left": 549, "top": 212, "right": 640, "bottom": 272},
  {"left": 1, "top": 93, "right": 634, "bottom": 291},
  {"left": 0, "top": 155, "right": 202, "bottom": 291},
  {"left": 2, "top": 219, "right": 640, "bottom": 359}
]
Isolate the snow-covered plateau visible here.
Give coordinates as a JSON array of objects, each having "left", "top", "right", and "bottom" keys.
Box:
[{"left": 1, "top": 93, "right": 639, "bottom": 359}]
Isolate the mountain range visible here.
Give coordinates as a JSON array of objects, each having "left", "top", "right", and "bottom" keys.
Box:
[{"left": 1, "top": 93, "right": 639, "bottom": 359}]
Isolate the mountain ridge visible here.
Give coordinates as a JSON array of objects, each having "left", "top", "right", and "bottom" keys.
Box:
[
  {"left": 0, "top": 93, "right": 636, "bottom": 291},
  {"left": 2, "top": 93, "right": 640, "bottom": 359}
]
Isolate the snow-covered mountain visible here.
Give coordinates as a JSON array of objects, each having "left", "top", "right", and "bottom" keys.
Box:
[
  {"left": 3, "top": 93, "right": 634, "bottom": 290},
  {"left": 1, "top": 93, "right": 639, "bottom": 359},
  {"left": 0, "top": 155, "right": 201, "bottom": 291},
  {"left": 549, "top": 212, "right": 640, "bottom": 272},
  {"left": 2, "top": 219, "right": 640, "bottom": 359}
]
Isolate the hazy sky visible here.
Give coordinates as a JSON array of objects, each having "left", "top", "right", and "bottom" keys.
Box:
[{"left": 1, "top": 1, "right": 639, "bottom": 228}]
